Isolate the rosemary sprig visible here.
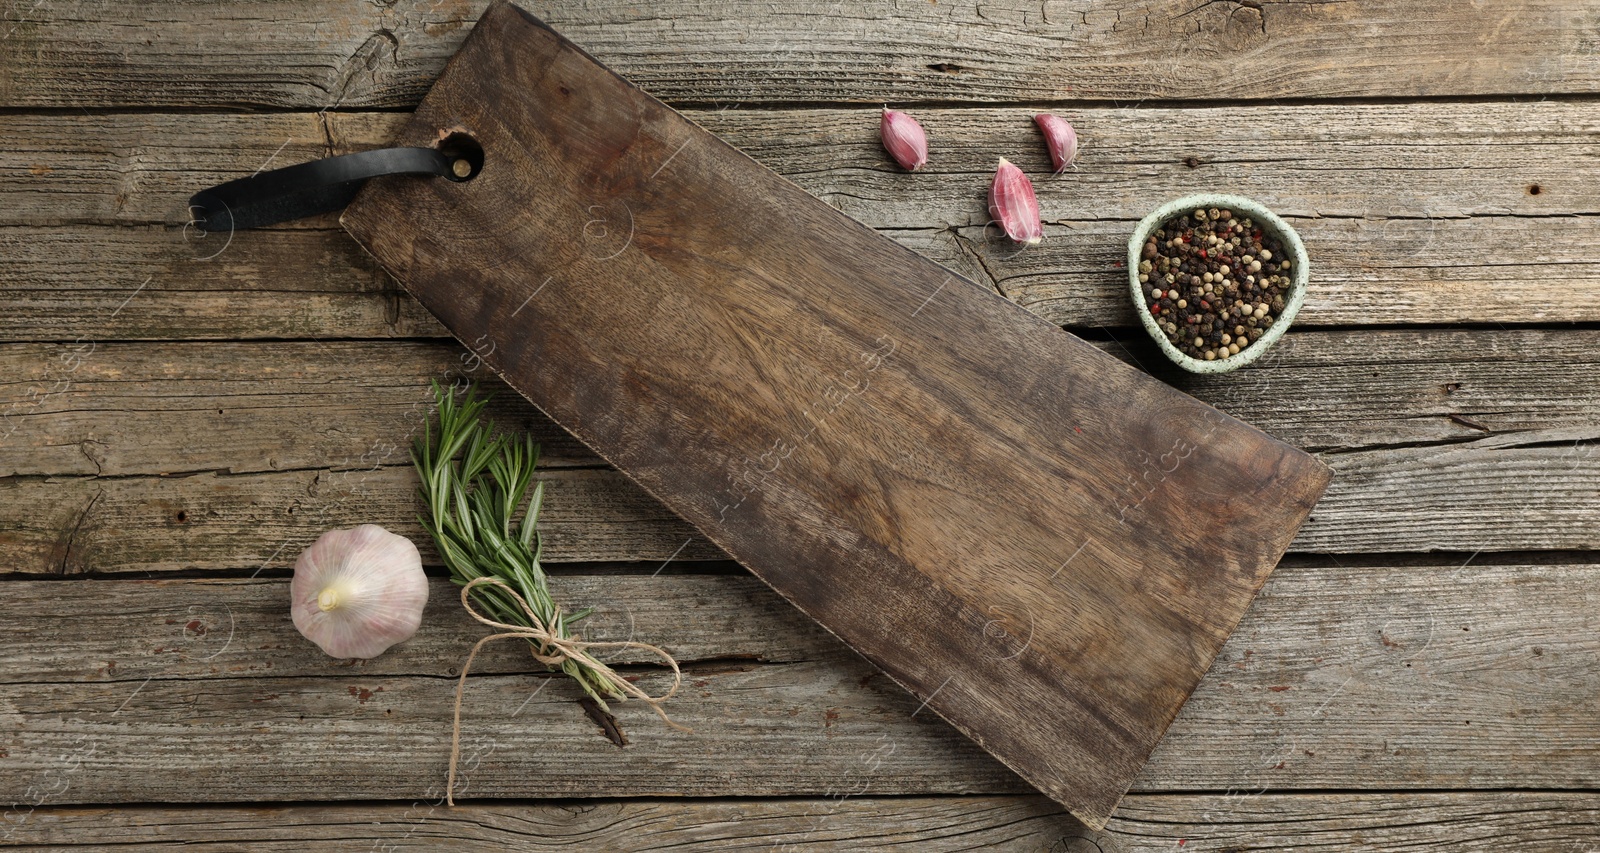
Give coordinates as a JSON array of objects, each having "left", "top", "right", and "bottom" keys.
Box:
[{"left": 411, "top": 380, "right": 618, "bottom": 708}]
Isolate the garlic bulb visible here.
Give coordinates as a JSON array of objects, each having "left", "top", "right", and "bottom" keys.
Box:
[{"left": 291, "top": 524, "right": 428, "bottom": 659}]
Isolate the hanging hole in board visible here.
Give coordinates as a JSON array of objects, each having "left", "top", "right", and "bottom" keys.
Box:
[{"left": 438, "top": 131, "right": 485, "bottom": 182}]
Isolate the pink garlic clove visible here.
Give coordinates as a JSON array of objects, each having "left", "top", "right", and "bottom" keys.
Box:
[
  {"left": 880, "top": 107, "right": 929, "bottom": 171},
  {"left": 1034, "top": 113, "right": 1079, "bottom": 173},
  {"left": 988, "top": 158, "right": 1043, "bottom": 246},
  {"left": 291, "top": 524, "right": 428, "bottom": 659}
]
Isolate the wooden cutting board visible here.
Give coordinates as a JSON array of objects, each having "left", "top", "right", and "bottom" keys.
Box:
[{"left": 342, "top": 1, "right": 1331, "bottom": 829}]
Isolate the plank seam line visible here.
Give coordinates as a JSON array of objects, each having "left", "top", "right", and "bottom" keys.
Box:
[
  {"left": 6, "top": 209, "right": 1598, "bottom": 233},
  {"left": 10, "top": 423, "right": 1600, "bottom": 483},
  {"left": 0, "top": 461, "right": 620, "bottom": 483},
  {"left": 0, "top": 657, "right": 799, "bottom": 689},
  {"left": 6, "top": 789, "right": 1599, "bottom": 814},
  {"left": 10, "top": 91, "right": 1600, "bottom": 115}
]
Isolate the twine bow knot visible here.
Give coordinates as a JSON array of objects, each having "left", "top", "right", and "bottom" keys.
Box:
[{"left": 447, "top": 576, "right": 691, "bottom": 804}]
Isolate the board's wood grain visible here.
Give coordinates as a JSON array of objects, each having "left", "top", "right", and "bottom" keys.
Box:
[
  {"left": 7, "top": 793, "right": 1600, "bottom": 851},
  {"left": 1, "top": 0, "right": 1595, "bottom": 109},
  {"left": 4, "top": 330, "right": 1596, "bottom": 478},
  {"left": 341, "top": 4, "right": 1331, "bottom": 826},
  {"left": 0, "top": 564, "right": 1594, "bottom": 803}
]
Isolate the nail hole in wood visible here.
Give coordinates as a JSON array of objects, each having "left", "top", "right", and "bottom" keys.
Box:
[{"left": 438, "top": 131, "right": 484, "bottom": 182}]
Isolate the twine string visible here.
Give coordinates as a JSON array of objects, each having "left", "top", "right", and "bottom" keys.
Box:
[{"left": 446, "top": 576, "right": 691, "bottom": 805}]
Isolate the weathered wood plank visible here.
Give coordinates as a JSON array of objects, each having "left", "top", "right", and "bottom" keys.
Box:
[
  {"left": 0, "top": 665, "right": 1024, "bottom": 804},
  {"left": 1288, "top": 431, "right": 1600, "bottom": 553},
  {"left": 10, "top": 427, "right": 1600, "bottom": 575},
  {"left": 672, "top": 103, "right": 1600, "bottom": 226},
  {"left": 0, "top": 224, "right": 442, "bottom": 341},
  {"left": 983, "top": 214, "right": 1600, "bottom": 329},
  {"left": 5, "top": 330, "right": 1596, "bottom": 478},
  {"left": 1109, "top": 793, "right": 1600, "bottom": 852},
  {"left": 3, "top": 329, "right": 1599, "bottom": 573},
  {"left": 0, "top": 467, "right": 725, "bottom": 575},
  {"left": 8, "top": 105, "right": 1593, "bottom": 227},
  {"left": 0, "top": 563, "right": 1595, "bottom": 802},
  {"left": 1, "top": 0, "right": 1595, "bottom": 108},
  {"left": 12, "top": 213, "right": 1598, "bottom": 340},
  {"left": 8, "top": 793, "right": 1600, "bottom": 851},
  {"left": 0, "top": 576, "right": 830, "bottom": 683},
  {"left": 1149, "top": 328, "right": 1600, "bottom": 452},
  {"left": 5, "top": 103, "right": 1595, "bottom": 339},
  {"left": 0, "top": 340, "right": 611, "bottom": 476}
]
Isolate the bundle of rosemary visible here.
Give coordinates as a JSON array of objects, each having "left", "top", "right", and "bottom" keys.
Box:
[
  {"left": 411, "top": 381, "right": 628, "bottom": 709},
  {"left": 413, "top": 381, "right": 686, "bottom": 797},
  {"left": 416, "top": 382, "right": 687, "bottom": 802}
]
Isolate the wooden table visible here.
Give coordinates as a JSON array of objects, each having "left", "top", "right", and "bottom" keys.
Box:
[{"left": 2, "top": 1, "right": 1597, "bottom": 849}]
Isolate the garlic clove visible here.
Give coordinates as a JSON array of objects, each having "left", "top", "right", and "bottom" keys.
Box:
[
  {"left": 290, "top": 524, "right": 428, "bottom": 659},
  {"left": 880, "top": 107, "right": 929, "bottom": 171},
  {"left": 1033, "top": 113, "right": 1079, "bottom": 173},
  {"left": 988, "top": 157, "right": 1043, "bottom": 246}
]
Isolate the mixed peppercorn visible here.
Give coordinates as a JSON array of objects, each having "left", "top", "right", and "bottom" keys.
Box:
[{"left": 1139, "top": 207, "right": 1293, "bottom": 362}]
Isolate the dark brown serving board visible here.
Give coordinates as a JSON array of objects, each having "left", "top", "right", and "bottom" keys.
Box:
[{"left": 342, "top": 1, "right": 1331, "bottom": 829}]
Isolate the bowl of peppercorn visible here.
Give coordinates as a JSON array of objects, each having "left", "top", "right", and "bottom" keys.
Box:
[{"left": 1129, "top": 194, "right": 1309, "bottom": 374}]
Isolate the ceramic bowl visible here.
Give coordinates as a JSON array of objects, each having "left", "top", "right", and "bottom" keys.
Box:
[{"left": 1127, "top": 194, "right": 1309, "bottom": 374}]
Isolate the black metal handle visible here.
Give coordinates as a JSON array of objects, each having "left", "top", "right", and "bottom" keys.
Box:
[{"left": 188, "top": 147, "right": 469, "bottom": 232}]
